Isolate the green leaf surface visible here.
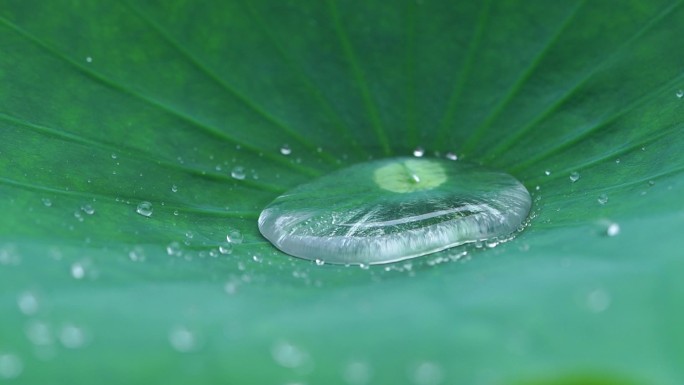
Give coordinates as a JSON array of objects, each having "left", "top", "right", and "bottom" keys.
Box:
[{"left": 1, "top": 0, "right": 683, "bottom": 384}]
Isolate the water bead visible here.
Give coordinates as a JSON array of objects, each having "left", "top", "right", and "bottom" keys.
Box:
[
  {"left": 136, "top": 201, "right": 153, "bottom": 217},
  {"left": 258, "top": 157, "right": 531, "bottom": 265}
]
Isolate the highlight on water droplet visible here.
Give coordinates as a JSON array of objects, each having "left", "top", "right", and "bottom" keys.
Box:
[
  {"left": 280, "top": 144, "right": 292, "bottom": 156},
  {"left": 569, "top": 171, "right": 580, "bottom": 183},
  {"left": 597, "top": 194, "right": 609, "bottom": 205},
  {"left": 258, "top": 157, "right": 532, "bottom": 265},
  {"left": 226, "top": 228, "right": 243, "bottom": 244},
  {"left": 136, "top": 201, "right": 153, "bottom": 217},
  {"left": 677, "top": 89, "right": 684, "bottom": 98},
  {"left": 412, "top": 147, "right": 425, "bottom": 157},
  {"left": 606, "top": 222, "right": 620, "bottom": 237},
  {"left": 445, "top": 152, "right": 458, "bottom": 161},
  {"left": 231, "top": 166, "right": 246, "bottom": 180},
  {"left": 81, "top": 204, "right": 95, "bottom": 215}
]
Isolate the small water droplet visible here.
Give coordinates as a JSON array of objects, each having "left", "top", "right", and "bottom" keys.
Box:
[
  {"left": 85, "top": 56, "right": 92, "bottom": 63},
  {"left": 17, "top": 291, "right": 39, "bottom": 315},
  {"left": 648, "top": 180, "right": 655, "bottom": 187},
  {"left": 586, "top": 288, "right": 611, "bottom": 313},
  {"left": 128, "top": 246, "right": 145, "bottom": 262},
  {"left": 171, "top": 184, "right": 178, "bottom": 193},
  {"left": 219, "top": 244, "right": 233, "bottom": 255},
  {"left": 226, "top": 229, "right": 243, "bottom": 244},
  {"left": 166, "top": 241, "right": 182, "bottom": 257},
  {"left": 81, "top": 204, "right": 95, "bottom": 215},
  {"left": 25, "top": 320, "right": 53, "bottom": 346},
  {"left": 0, "top": 353, "right": 23, "bottom": 379},
  {"left": 677, "top": 89, "right": 684, "bottom": 98},
  {"left": 136, "top": 201, "right": 153, "bottom": 217},
  {"left": 411, "top": 361, "right": 444, "bottom": 385},
  {"left": 412, "top": 147, "right": 425, "bottom": 157},
  {"left": 258, "top": 158, "right": 531, "bottom": 265},
  {"left": 280, "top": 144, "right": 292, "bottom": 156},
  {"left": 252, "top": 254, "right": 263, "bottom": 263},
  {"left": 169, "top": 326, "right": 197, "bottom": 353},
  {"left": 271, "top": 340, "right": 309, "bottom": 369},
  {"left": 111, "top": 153, "right": 117, "bottom": 159},
  {"left": 597, "top": 194, "right": 609, "bottom": 205},
  {"left": 445, "top": 152, "right": 457, "bottom": 161},
  {"left": 314, "top": 259, "right": 325, "bottom": 266},
  {"left": 606, "top": 222, "right": 620, "bottom": 237},
  {"left": 224, "top": 279, "right": 240, "bottom": 294},
  {"left": 569, "top": 171, "right": 580, "bottom": 182},
  {"left": 615, "top": 158, "right": 621, "bottom": 164},
  {"left": 544, "top": 170, "right": 551, "bottom": 176},
  {"left": 344, "top": 360, "right": 372, "bottom": 385},
  {"left": 71, "top": 262, "right": 85, "bottom": 279},
  {"left": 173, "top": 209, "right": 179, "bottom": 216},
  {"left": 42, "top": 198, "right": 53, "bottom": 207},
  {"left": 59, "top": 324, "right": 87, "bottom": 348},
  {"left": 231, "top": 166, "right": 246, "bottom": 180}
]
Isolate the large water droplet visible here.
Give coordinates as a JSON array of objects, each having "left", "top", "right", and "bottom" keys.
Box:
[{"left": 258, "top": 157, "right": 531, "bottom": 265}]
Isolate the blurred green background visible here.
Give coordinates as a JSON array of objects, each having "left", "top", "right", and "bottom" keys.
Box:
[{"left": 1, "top": 0, "right": 683, "bottom": 384}]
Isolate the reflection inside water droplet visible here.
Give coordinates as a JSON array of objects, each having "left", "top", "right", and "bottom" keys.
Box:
[
  {"left": 136, "top": 201, "right": 153, "bottom": 217},
  {"left": 258, "top": 157, "right": 531, "bottom": 265}
]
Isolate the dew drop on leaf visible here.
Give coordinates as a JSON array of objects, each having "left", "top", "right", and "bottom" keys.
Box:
[
  {"left": 231, "top": 166, "right": 246, "bottom": 180},
  {"left": 597, "top": 194, "right": 609, "bottom": 205},
  {"left": 226, "top": 229, "right": 243, "bottom": 244},
  {"left": 677, "top": 89, "right": 684, "bottom": 98},
  {"left": 168, "top": 326, "right": 197, "bottom": 353},
  {"left": 412, "top": 147, "right": 425, "bottom": 157},
  {"left": 569, "top": 171, "right": 580, "bottom": 182},
  {"left": 258, "top": 157, "right": 532, "bottom": 265},
  {"left": 0, "top": 353, "right": 23, "bottom": 379},
  {"left": 136, "top": 201, "right": 153, "bottom": 217},
  {"left": 606, "top": 222, "right": 620, "bottom": 237},
  {"left": 280, "top": 144, "right": 292, "bottom": 155}
]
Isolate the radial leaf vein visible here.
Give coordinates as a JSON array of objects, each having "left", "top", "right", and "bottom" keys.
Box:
[
  {"left": 0, "top": 16, "right": 322, "bottom": 178},
  {"left": 327, "top": 0, "right": 392, "bottom": 155},
  {"left": 524, "top": 122, "right": 683, "bottom": 185},
  {"left": 512, "top": 71, "right": 684, "bottom": 172},
  {"left": 0, "top": 113, "right": 286, "bottom": 193},
  {"left": 240, "top": 0, "right": 368, "bottom": 159},
  {"left": 461, "top": 0, "right": 586, "bottom": 154},
  {"left": 485, "top": 0, "right": 684, "bottom": 161},
  {"left": 124, "top": 2, "right": 339, "bottom": 165},
  {"left": 404, "top": 0, "right": 418, "bottom": 147},
  {"left": 434, "top": 0, "right": 492, "bottom": 149},
  {"left": 0, "top": 177, "right": 259, "bottom": 219}
]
